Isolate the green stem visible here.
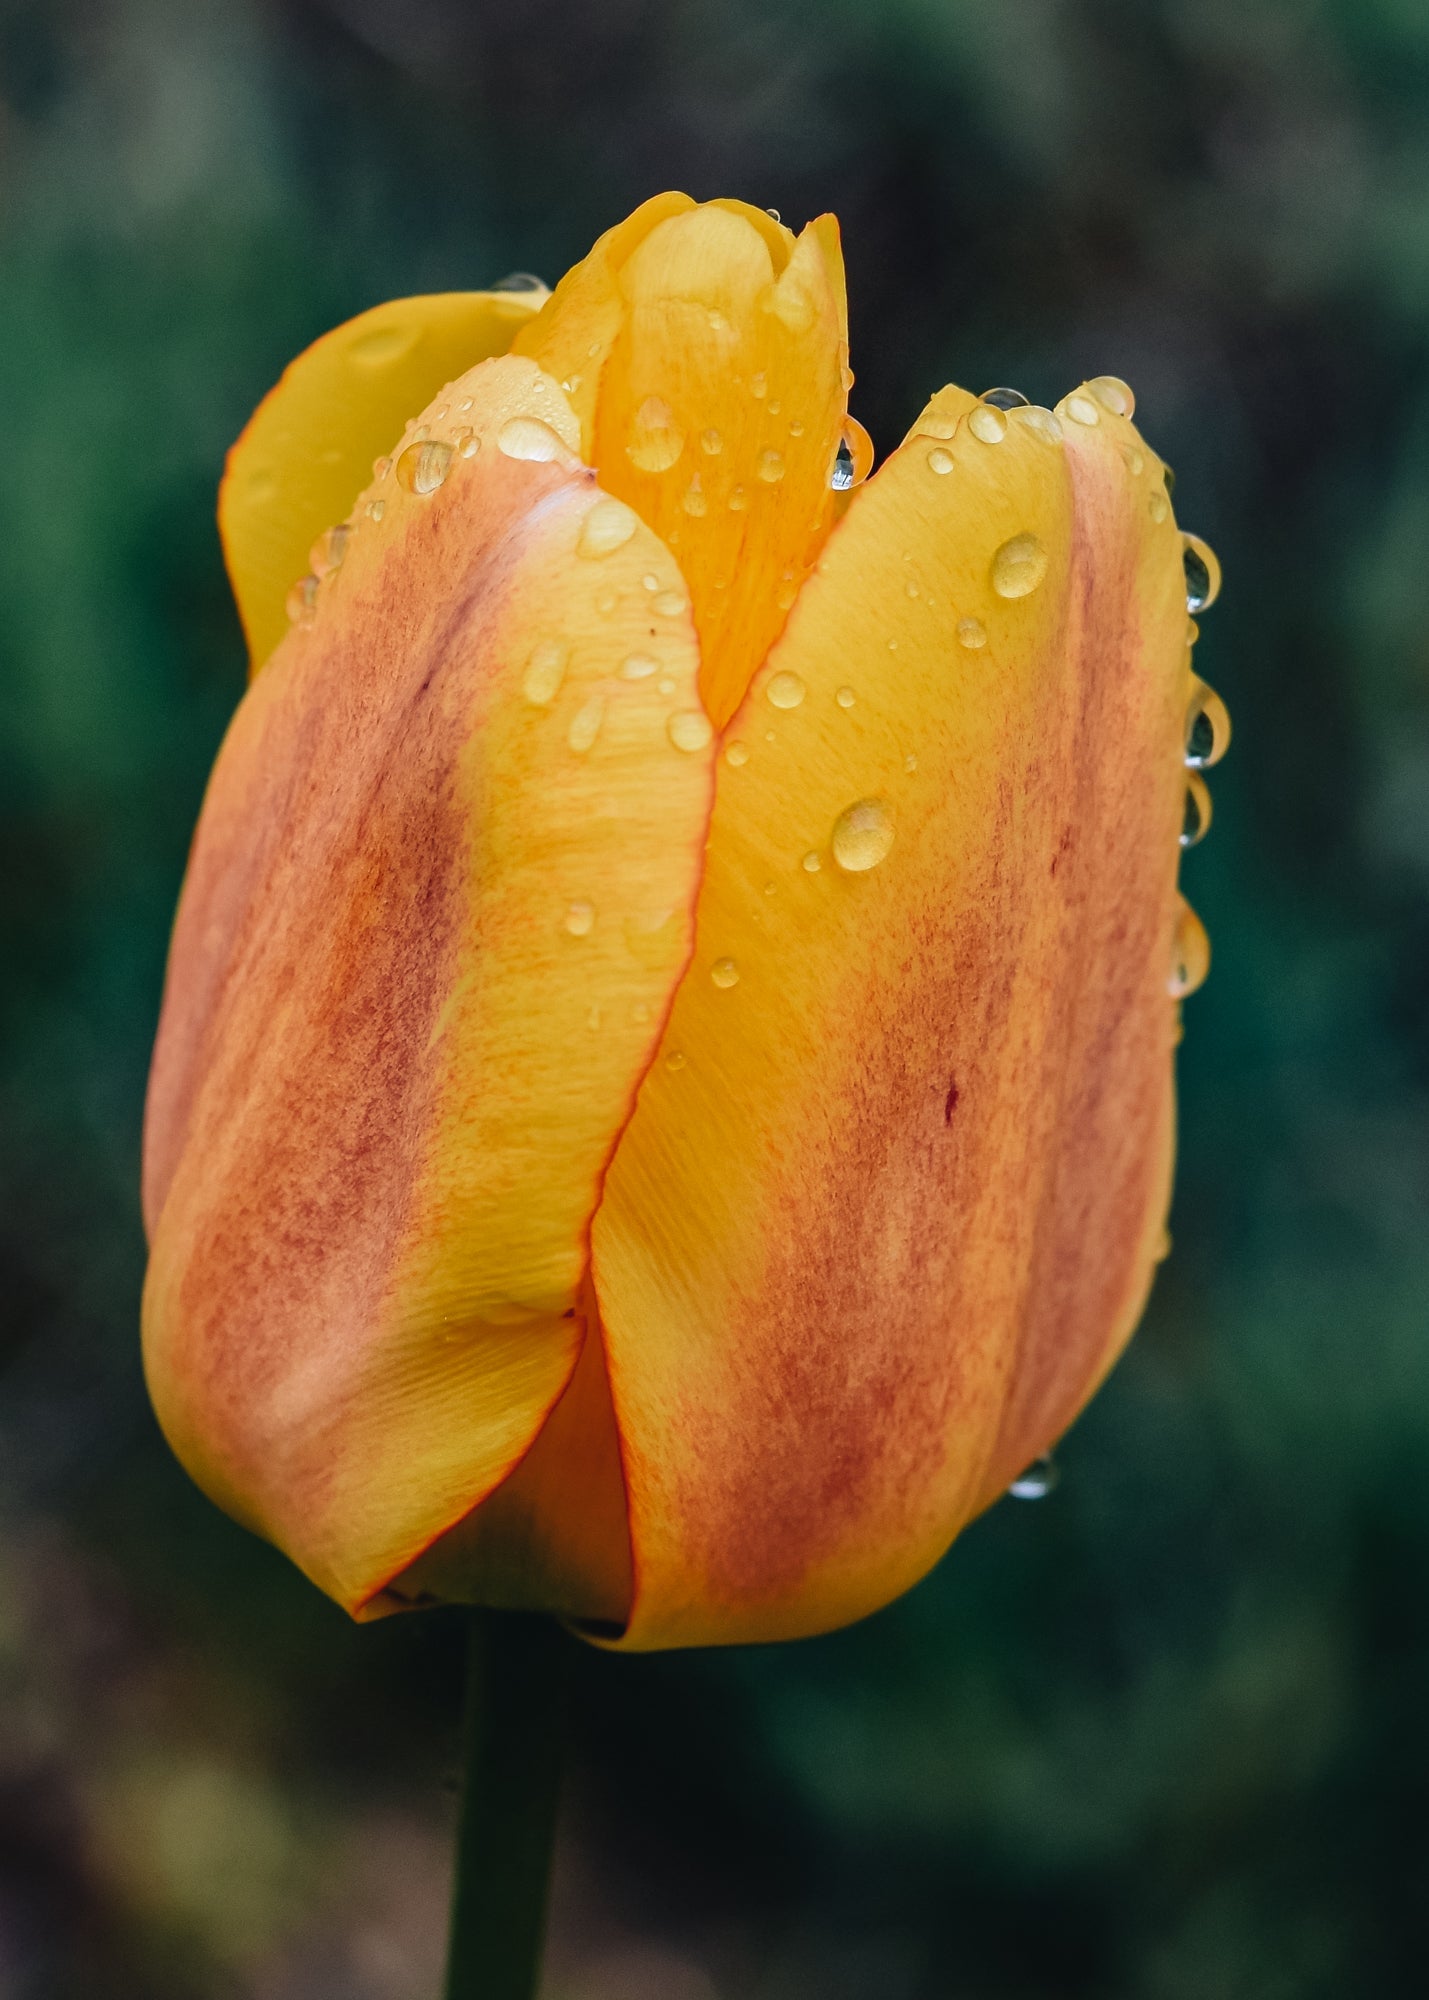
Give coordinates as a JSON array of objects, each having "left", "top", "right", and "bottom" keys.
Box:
[{"left": 443, "top": 1611, "right": 569, "bottom": 2000}]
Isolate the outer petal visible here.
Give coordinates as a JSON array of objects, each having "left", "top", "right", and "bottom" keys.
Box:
[
  {"left": 144, "top": 356, "right": 714, "bottom": 1617},
  {"left": 591, "top": 389, "right": 1189, "bottom": 1650},
  {"left": 517, "top": 199, "right": 849, "bottom": 729},
  {"left": 221, "top": 291, "right": 544, "bottom": 671}
]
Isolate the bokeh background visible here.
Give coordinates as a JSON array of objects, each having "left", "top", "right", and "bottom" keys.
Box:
[{"left": 4, "top": 0, "right": 1429, "bottom": 1994}]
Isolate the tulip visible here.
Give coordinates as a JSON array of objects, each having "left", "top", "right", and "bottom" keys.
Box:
[{"left": 143, "top": 194, "right": 1225, "bottom": 1653}]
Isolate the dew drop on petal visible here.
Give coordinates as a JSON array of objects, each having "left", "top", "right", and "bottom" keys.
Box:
[
  {"left": 523, "top": 639, "right": 569, "bottom": 706},
  {"left": 286, "top": 574, "right": 318, "bottom": 625},
  {"left": 309, "top": 522, "right": 349, "bottom": 577},
  {"left": 567, "top": 695, "right": 605, "bottom": 753},
  {"left": 749, "top": 371, "right": 768, "bottom": 399},
  {"left": 366, "top": 497, "right": 386, "bottom": 522},
  {"left": 832, "top": 797, "right": 894, "bottom": 872},
  {"left": 711, "top": 957, "right": 740, "bottom": 989},
  {"left": 498, "top": 416, "right": 566, "bottom": 462},
  {"left": 969, "top": 405, "right": 1008, "bottom": 444},
  {"left": 991, "top": 533, "right": 1048, "bottom": 599},
  {"left": 1184, "top": 679, "right": 1231, "bottom": 768},
  {"left": 665, "top": 1051, "right": 687, "bottom": 1071},
  {"left": 836, "top": 685, "right": 856, "bottom": 708},
  {"left": 701, "top": 429, "right": 723, "bottom": 455},
  {"left": 980, "top": 386, "right": 1030, "bottom": 409},
  {"left": 830, "top": 416, "right": 874, "bottom": 491},
  {"left": 489, "top": 271, "right": 550, "bottom": 296},
  {"left": 1148, "top": 489, "right": 1169, "bottom": 524},
  {"left": 957, "top": 616, "right": 988, "bottom": 649},
  {"left": 397, "top": 438, "right": 454, "bottom": 494},
  {"left": 802, "top": 850, "right": 821, "bottom": 872},
  {"left": 1088, "top": 375, "right": 1135, "bottom": 416},
  {"left": 668, "top": 709, "right": 714, "bottom": 753},
  {"left": 1181, "top": 771, "right": 1213, "bottom": 847},
  {"left": 564, "top": 900, "right": 595, "bottom": 937},
  {"left": 372, "top": 454, "right": 392, "bottom": 482},
  {"left": 1181, "top": 532, "right": 1222, "bottom": 613},
  {"left": 620, "top": 651, "right": 659, "bottom": 681},
  {"left": 758, "top": 449, "right": 786, "bottom": 484},
  {"left": 1122, "top": 443, "right": 1145, "bottom": 475},
  {"left": 682, "top": 475, "right": 707, "bottom": 516},
  {"left": 1009, "top": 1454, "right": 1059, "bottom": 1500},
  {"left": 579, "top": 498, "right": 639, "bottom": 559},
  {"left": 767, "top": 670, "right": 806, "bottom": 710},
  {"left": 1168, "top": 895, "right": 1211, "bottom": 998},
  {"left": 927, "top": 446, "right": 955, "bottom": 477},
  {"left": 1064, "top": 394, "right": 1101, "bottom": 427},
  {"left": 726, "top": 740, "right": 750, "bottom": 766},
  {"left": 652, "top": 589, "right": 687, "bottom": 617},
  {"left": 458, "top": 431, "right": 481, "bottom": 459},
  {"left": 626, "top": 396, "right": 686, "bottom": 473},
  {"left": 728, "top": 485, "right": 749, "bottom": 512},
  {"left": 1014, "top": 406, "right": 1064, "bottom": 445}
]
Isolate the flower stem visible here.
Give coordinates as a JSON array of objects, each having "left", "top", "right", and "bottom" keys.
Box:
[{"left": 443, "top": 1611, "right": 569, "bottom": 2000}]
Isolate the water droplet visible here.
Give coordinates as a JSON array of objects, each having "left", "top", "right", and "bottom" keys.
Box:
[
  {"left": 565, "top": 900, "right": 595, "bottom": 936},
  {"left": 682, "top": 475, "right": 707, "bottom": 517},
  {"left": 757, "top": 449, "right": 786, "bottom": 485},
  {"left": 626, "top": 396, "right": 686, "bottom": 473},
  {"left": 1064, "top": 394, "right": 1100, "bottom": 427},
  {"left": 711, "top": 957, "right": 740, "bottom": 989},
  {"left": 1181, "top": 771, "right": 1212, "bottom": 847},
  {"left": 832, "top": 797, "right": 894, "bottom": 872},
  {"left": 802, "top": 850, "right": 821, "bottom": 872},
  {"left": 904, "top": 753, "right": 918, "bottom": 773},
  {"left": 617, "top": 652, "right": 657, "bottom": 682},
  {"left": 980, "top": 386, "right": 1031, "bottom": 409},
  {"left": 1162, "top": 464, "right": 1177, "bottom": 497},
  {"left": 1014, "top": 406, "right": 1064, "bottom": 445},
  {"left": 1122, "top": 444, "right": 1145, "bottom": 475},
  {"left": 836, "top": 685, "right": 856, "bottom": 708},
  {"left": 373, "top": 454, "right": 392, "bottom": 482},
  {"left": 1181, "top": 532, "right": 1222, "bottom": 613},
  {"left": 1148, "top": 489, "right": 1169, "bottom": 524},
  {"left": 927, "top": 446, "right": 955, "bottom": 477},
  {"left": 830, "top": 416, "right": 874, "bottom": 492},
  {"left": 286, "top": 574, "right": 318, "bottom": 624},
  {"left": 568, "top": 695, "right": 605, "bottom": 753},
  {"left": 652, "top": 590, "right": 686, "bottom": 617},
  {"left": 397, "top": 438, "right": 454, "bottom": 495},
  {"left": 522, "top": 639, "right": 569, "bottom": 706},
  {"left": 497, "top": 416, "right": 566, "bottom": 462},
  {"left": 748, "top": 371, "right": 768, "bottom": 400},
  {"left": 969, "top": 405, "right": 1008, "bottom": 444},
  {"left": 349, "top": 323, "right": 417, "bottom": 367},
  {"left": 309, "top": 522, "right": 349, "bottom": 577},
  {"left": 957, "top": 616, "right": 988, "bottom": 649},
  {"left": 728, "top": 485, "right": 749, "bottom": 512},
  {"left": 991, "top": 533, "right": 1048, "bottom": 599},
  {"left": 1184, "top": 679, "right": 1231, "bottom": 769},
  {"left": 697, "top": 428, "right": 723, "bottom": 459},
  {"left": 668, "top": 710, "right": 713, "bottom": 753},
  {"left": 1168, "top": 895, "right": 1211, "bottom": 998},
  {"left": 457, "top": 431, "right": 481, "bottom": 459},
  {"left": 776, "top": 571, "right": 800, "bottom": 610},
  {"left": 658, "top": 677, "right": 676, "bottom": 695},
  {"left": 1088, "top": 375, "right": 1135, "bottom": 417},
  {"left": 1186, "top": 618, "right": 1200, "bottom": 647},
  {"left": 1009, "top": 1454, "right": 1059, "bottom": 1500},
  {"left": 413, "top": 426, "right": 431, "bottom": 442},
  {"left": 767, "top": 670, "right": 806, "bottom": 710},
  {"left": 904, "top": 580, "right": 920, "bottom": 599},
  {"left": 665, "top": 1051, "right": 687, "bottom": 1071},
  {"left": 766, "top": 206, "right": 782, "bottom": 223},
  {"left": 726, "top": 740, "right": 750, "bottom": 767},
  {"left": 458, "top": 396, "right": 474, "bottom": 414},
  {"left": 788, "top": 417, "right": 805, "bottom": 437},
  {"left": 578, "top": 498, "right": 638, "bottom": 558},
  {"left": 366, "top": 497, "right": 386, "bottom": 522},
  {"left": 489, "top": 271, "right": 550, "bottom": 296}
]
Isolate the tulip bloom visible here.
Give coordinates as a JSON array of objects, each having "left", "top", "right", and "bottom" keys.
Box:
[{"left": 142, "top": 195, "right": 1225, "bottom": 1650}]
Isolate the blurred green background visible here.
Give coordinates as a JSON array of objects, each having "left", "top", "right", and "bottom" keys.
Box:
[{"left": 4, "top": 0, "right": 1429, "bottom": 1994}]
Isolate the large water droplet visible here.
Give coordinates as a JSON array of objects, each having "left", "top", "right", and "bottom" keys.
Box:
[
  {"left": 1088, "top": 375, "right": 1135, "bottom": 417},
  {"left": 578, "top": 498, "right": 638, "bottom": 558},
  {"left": 980, "top": 386, "right": 1030, "bottom": 409},
  {"left": 1181, "top": 532, "right": 1222, "bottom": 613},
  {"left": 711, "top": 957, "right": 740, "bottom": 989},
  {"left": 1184, "top": 679, "right": 1231, "bottom": 768},
  {"left": 564, "top": 901, "right": 595, "bottom": 937},
  {"left": 969, "top": 405, "right": 1008, "bottom": 444},
  {"left": 766, "top": 670, "right": 806, "bottom": 710},
  {"left": 1181, "top": 772, "right": 1213, "bottom": 847},
  {"left": 1014, "top": 405, "right": 1064, "bottom": 445},
  {"left": 991, "top": 533, "right": 1048, "bottom": 599},
  {"left": 489, "top": 271, "right": 550, "bottom": 296},
  {"left": 567, "top": 695, "right": 605, "bottom": 753},
  {"left": 498, "top": 416, "right": 566, "bottom": 462},
  {"left": 927, "top": 446, "right": 955, "bottom": 477},
  {"left": 668, "top": 710, "right": 713, "bottom": 753},
  {"left": 397, "top": 439, "right": 454, "bottom": 495},
  {"left": 1064, "top": 393, "right": 1101, "bottom": 427},
  {"left": 626, "top": 397, "right": 685, "bottom": 473},
  {"left": 831, "top": 416, "right": 874, "bottom": 491},
  {"left": 1168, "top": 896, "right": 1211, "bottom": 998},
  {"left": 523, "top": 640, "right": 569, "bottom": 706},
  {"left": 1009, "top": 1454, "right": 1059, "bottom": 1500},
  {"left": 832, "top": 797, "right": 894, "bottom": 872}
]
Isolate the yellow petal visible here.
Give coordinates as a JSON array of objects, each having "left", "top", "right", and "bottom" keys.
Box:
[
  {"left": 221, "top": 290, "right": 544, "bottom": 672},
  {"left": 517, "top": 199, "right": 849, "bottom": 728},
  {"left": 590, "top": 387, "right": 1188, "bottom": 1650},
  {"left": 144, "top": 356, "right": 713, "bottom": 1616}
]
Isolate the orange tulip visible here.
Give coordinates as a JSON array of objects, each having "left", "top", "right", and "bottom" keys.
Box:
[{"left": 142, "top": 195, "right": 1226, "bottom": 1650}]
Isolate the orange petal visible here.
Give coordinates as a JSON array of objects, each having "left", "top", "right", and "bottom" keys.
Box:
[
  {"left": 590, "top": 387, "right": 1189, "bottom": 1650},
  {"left": 517, "top": 199, "right": 849, "bottom": 728},
  {"left": 221, "top": 290, "right": 545, "bottom": 673},
  {"left": 144, "top": 356, "right": 713, "bottom": 1616}
]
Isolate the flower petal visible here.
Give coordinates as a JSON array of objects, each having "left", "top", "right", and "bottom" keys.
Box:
[
  {"left": 221, "top": 290, "right": 544, "bottom": 672},
  {"left": 145, "top": 357, "right": 713, "bottom": 1616},
  {"left": 590, "top": 388, "right": 1188, "bottom": 1649},
  {"left": 517, "top": 199, "right": 849, "bottom": 728}
]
